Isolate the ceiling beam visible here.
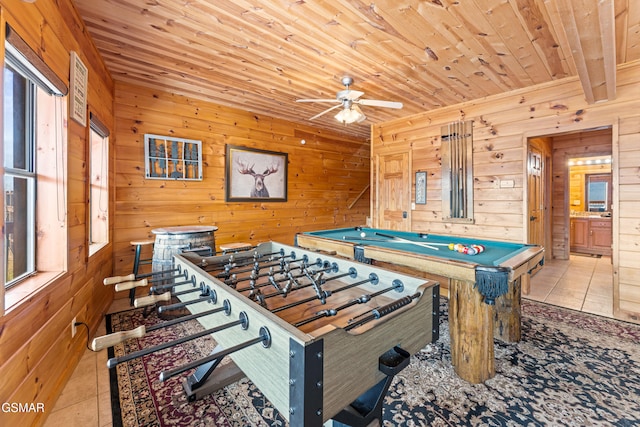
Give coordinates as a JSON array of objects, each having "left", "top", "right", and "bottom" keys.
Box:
[{"left": 554, "top": 0, "right": 617, "bottom": 104}]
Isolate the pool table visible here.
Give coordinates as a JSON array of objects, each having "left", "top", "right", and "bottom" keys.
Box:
[{"left": 296, "top": 227, "right": 545, "bottom": 384}]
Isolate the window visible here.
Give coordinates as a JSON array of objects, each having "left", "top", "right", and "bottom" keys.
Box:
[
  {"left": 88, "top": 114, "right": 109, "bottom": 256},
  {"left": 3, "top": 63, "right": 36, "bottom": 285},
  {"left": 144, "top": 134, "right": 203, "bottom": 180},
  {"left": 3, "top": 27, "right": 68, "bottom": 290},
  {"left": 441, "top": 120, "right": 474, "bottom": 222}
]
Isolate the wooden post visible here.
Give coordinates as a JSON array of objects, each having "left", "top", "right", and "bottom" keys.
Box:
[
  {"left": 494, "top": 277, "right": 522, "bottom": 343},
  {"left": 448, "top": 278, "right": 495, "bottom": 383}
]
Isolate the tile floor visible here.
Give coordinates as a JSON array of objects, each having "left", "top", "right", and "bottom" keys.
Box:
[
  {"left": 526, "top": 254, "right": 613, "bottom": 317},
  {"left": 42, "top": 254, "right": 614, "bottom": 426}
]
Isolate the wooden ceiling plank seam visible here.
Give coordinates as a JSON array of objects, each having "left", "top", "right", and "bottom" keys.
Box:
[
  {"left": 528, "top": 0, "right": 577, "bottom": 75},
  {"left": 326, "top": 0, "right": 508, "bottom": 96},
  {"left": 509, "top": 0, "right": 568, "bottom": 79},
  {"left": 472, "top": 0, "right": 561, "bottom": 82},
  {"left": 250, "top": 0, "right": 446, "bottom": 102},
  {"left": 72, "top": 0, "right": 640, "bottom": 139},
  {"left": 74, "top": 0, "right": 516, "bottom": 107},
  {"left": 268, "top": 0, "right": 499, "bottom": 105},
  {"left": 78, "top": 19, "right": 377, "bottom": 110},
  {"left": 360, "top": 2, "right": 509, "bottom": 98},
  {"left": 154, "top": 0, "right": 450, "bottom": 106},
  {"left": 172, "top": 0, "right": 472, "bottom": 112},
  {"left": 423, "top": 0, "right": 541, "bottom": 88},
  {"left": 249, "top": 0, "right": 474, "bottom": 105},
  {"left": 539, "top": 0, "right": 579, "bottom": 75},
  {"left": 96, "top": 36, "right": 414, "bottom": 128}
]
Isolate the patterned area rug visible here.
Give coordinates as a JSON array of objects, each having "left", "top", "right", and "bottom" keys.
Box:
[{"left": 108, "top": 299, "right": 640, "bottom": 426}]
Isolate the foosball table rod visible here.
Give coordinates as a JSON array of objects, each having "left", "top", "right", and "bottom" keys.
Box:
[
  {"left": 90, "top": 300, "right": 231, "bottom": 351},
  {"left": 107, "top": 307, "right": 247, "bottom": 368},
  {"left": 102, "top": 265, "right": 183, "bottom": 285},
  {"left": 134, "top": 282, "right": 213, "bottom": 308},
  {"left": 149, "top": 275, "right": 196, "bottom": 293},
  {"left": 159, "top": 326, "right": 271, "bottom": 382}
]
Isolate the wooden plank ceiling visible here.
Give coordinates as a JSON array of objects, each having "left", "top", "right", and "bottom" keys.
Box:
[{"left": 72, "top": 0, "right": 639, "bottom": 140}]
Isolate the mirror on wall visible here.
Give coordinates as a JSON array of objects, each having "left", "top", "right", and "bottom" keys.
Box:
[
  {"left": 587, "top": 174, "right": 610, "bottom": 212},
  {"left": 568, "top": 156, "right": 612, "bottom": 214}
]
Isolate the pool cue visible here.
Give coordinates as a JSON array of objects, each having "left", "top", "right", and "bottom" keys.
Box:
[
  {"left": 342, "top": 235, "right": 388, "bottom": 242},
  {"left": 374, "top": 232, "right": 439, "bottom": 251}
]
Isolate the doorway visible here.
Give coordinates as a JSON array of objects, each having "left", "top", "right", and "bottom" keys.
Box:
[{"left": 526, "top": 127, "right": 614, "bottom": 317}]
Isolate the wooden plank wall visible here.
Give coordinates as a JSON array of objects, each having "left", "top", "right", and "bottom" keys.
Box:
[
  {"left": 372, "top": 60, "right": 640, "bottom": 324},
  {"left": 618, "top": 115, "right": 640, "bottom": 318},
  {"left": 113, "top": 81, "right": 370, "bottom": 280},
  {"left": 0, "top": 1, "right": 115, "bottom": 426}
]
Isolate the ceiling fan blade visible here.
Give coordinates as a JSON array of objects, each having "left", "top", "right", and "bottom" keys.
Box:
[
  {"left": 356, "top": 99, "right": 403, "bottom": 109},
  {"left": 309, "top": 104, "right": 342, "bottom": 120},
  {"left": 296, "top": 98, "right": 339, "bottom": 103}
]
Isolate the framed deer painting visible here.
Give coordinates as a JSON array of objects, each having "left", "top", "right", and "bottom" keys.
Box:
[{"left": 225, "top": 145, "right": 288, "bottom": 202}]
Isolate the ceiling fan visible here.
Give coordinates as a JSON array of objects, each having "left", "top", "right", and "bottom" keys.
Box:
[{"left": 296, "top": 76, "right": 403, "bottom": 124}]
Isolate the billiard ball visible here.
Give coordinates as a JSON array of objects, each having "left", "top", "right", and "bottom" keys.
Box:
[{"left": 360, "top": 232, "right": 366, "bottom": 238}]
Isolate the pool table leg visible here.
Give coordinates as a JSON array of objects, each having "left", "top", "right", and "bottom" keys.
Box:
[
  {"left": 448, "top": 278, "right": 495, "bottom": 384},
  {"left": 521, "top": 272, "right": 530, "bottom": 295},
  {"left": 493, "top": 277, "right": 522, "bottom": 343}
]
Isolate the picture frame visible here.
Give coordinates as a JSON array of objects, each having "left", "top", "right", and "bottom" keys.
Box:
[
  {"left": 70, "top": 51, "right": 88, "bottom": 126},
  {"left": 144, "top": 134, "right": 203, "bottom": 180},
  {"left": 415, "top": 171, "right": 427, "bottom": 204},
  {"left": 225, "top": 145, "right": 288, "bottom": 202}
]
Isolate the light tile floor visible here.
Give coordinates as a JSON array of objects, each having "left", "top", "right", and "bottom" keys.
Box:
[
  {"left": 43, "top": 254, "right": 614, "bottom": 426},
  {"left": 525, "top": 254, "right": 613, "bottom": 317},
  {"left": 43, "top": 298, "right": 130, "bottom": 427}
]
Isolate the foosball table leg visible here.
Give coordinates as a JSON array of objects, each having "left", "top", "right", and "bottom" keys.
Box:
[
  {"left": 328, "top": 346, "right": 411, "bottom": 427},
  {"left": 182, "top": 344, "right": 246, "bottom": 402}
]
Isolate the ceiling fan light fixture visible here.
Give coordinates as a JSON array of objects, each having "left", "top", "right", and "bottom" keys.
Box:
[{"left": 335, "top": 107, "right": 365, "bottom": 124}]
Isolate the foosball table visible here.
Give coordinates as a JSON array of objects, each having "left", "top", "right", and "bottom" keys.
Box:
[{"left": 96, "top": 242, "right": 439, "bottom": 426}]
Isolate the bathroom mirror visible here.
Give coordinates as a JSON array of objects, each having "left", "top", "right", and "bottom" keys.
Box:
[{"left": 586, "top": 174, "right": 611, "bottom": 212}]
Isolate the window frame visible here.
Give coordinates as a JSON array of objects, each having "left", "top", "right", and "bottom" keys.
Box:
[
  {"left": 3, "top": 27, "right": 68, "bottom": 301},
  {"left": 88, "top": 113, "right": 110, "bottom": 256},
  {"left": 4, "top": 59, "right": 38, "bottom": 287}
]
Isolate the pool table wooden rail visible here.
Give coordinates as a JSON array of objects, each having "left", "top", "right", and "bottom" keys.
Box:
[{"left": 296, "top": 230, "right": 545, "bottom": 384}]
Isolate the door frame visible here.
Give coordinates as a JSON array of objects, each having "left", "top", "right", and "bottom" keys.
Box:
[
  {"left": 372, "top": 148, "right": 412, "bottom": 231},
  {"left": 523, "top": 122, "right": 619, "bottom": 314}
]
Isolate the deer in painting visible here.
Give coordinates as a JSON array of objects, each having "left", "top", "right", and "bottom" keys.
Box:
[{"left": 236, "top": 159, "right": 279, "bottom": 198}]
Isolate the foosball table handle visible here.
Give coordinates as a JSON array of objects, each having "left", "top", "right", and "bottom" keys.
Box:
[
  {"left": 134, "top": 292, "right": 172, "bottom": 308},
  {"left": 91, "top": 325, "right": 146, "bottom": 351},
  {"left": 114, "top": 278, "right": 148, "bottom": 292},
  {"left": 103, "top": 274, "right": 136, "bottom": 285}
]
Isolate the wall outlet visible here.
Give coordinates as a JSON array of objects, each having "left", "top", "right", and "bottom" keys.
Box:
[{"left": 71, "top": 317, "right": 77, "bottom": 338}]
